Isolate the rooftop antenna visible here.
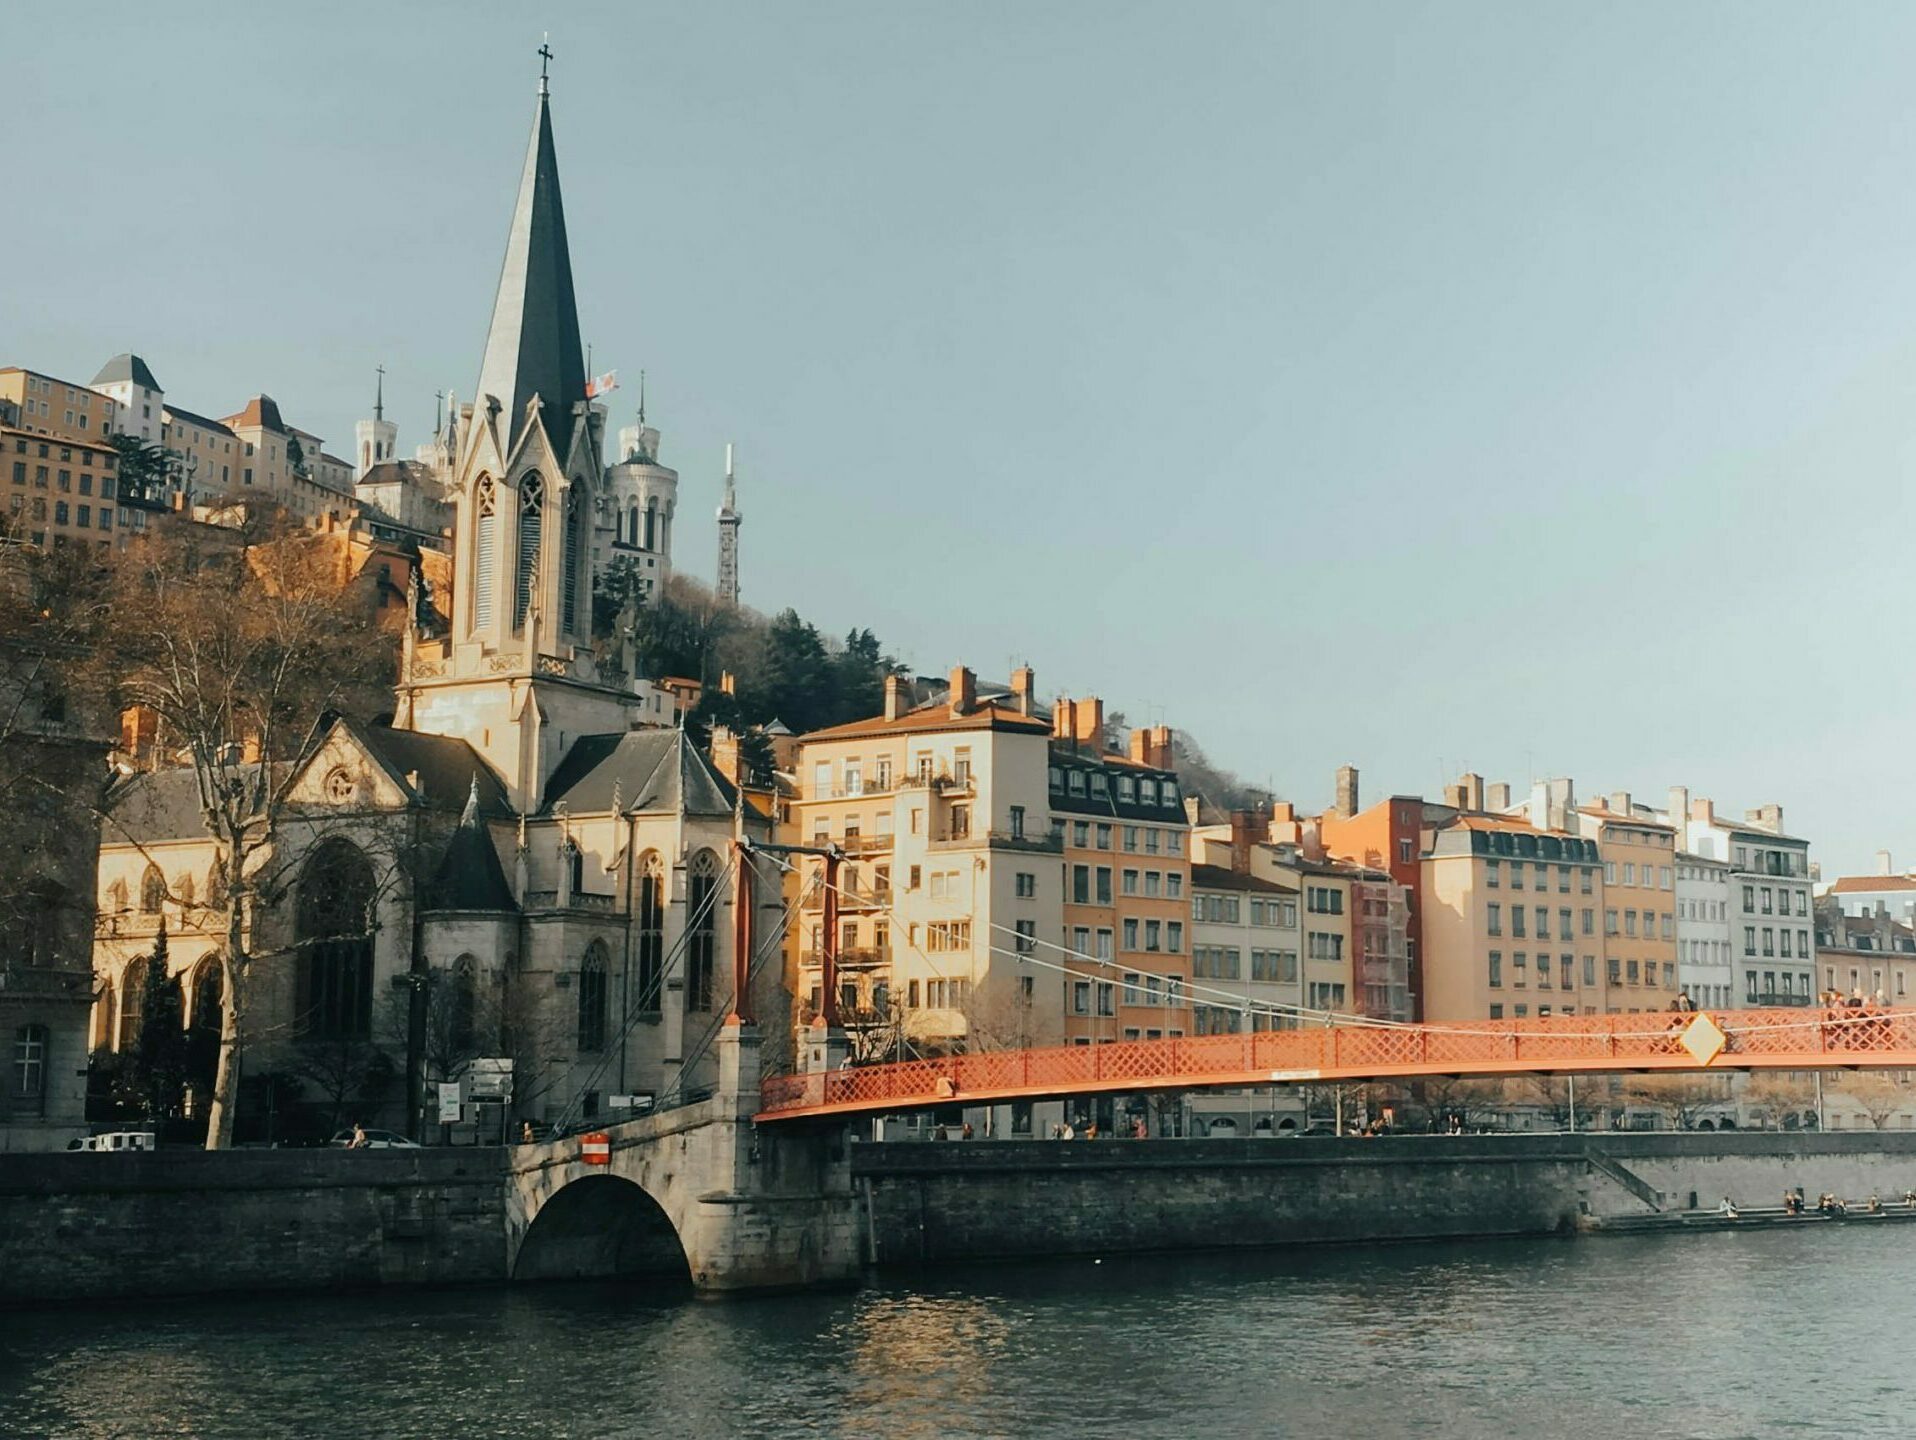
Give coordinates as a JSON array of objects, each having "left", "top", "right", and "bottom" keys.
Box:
[{"left": 538, "top": 35, "right": 553, "bottom": 96}]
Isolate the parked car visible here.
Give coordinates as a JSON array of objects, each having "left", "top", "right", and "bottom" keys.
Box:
[
  {"left": 65, "top": 1131, "right": 157, "bottom": 1153},
  {"left": 328, "top": 1129, "right": 421, "bottom": 1149}
]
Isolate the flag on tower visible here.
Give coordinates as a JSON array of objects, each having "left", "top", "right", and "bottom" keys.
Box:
[{"left": 586, "top": 369, "right": 619, "bottom": 399}]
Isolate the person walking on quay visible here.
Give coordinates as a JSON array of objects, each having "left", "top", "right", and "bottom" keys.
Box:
[{"left": 347, "top": 1122, "right": 368, "bottom": 1149}]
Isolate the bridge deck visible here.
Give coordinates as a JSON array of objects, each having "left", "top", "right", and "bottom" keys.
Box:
[{"left": 756, "top": 1007, "right": 1916, "bottom": 1122}]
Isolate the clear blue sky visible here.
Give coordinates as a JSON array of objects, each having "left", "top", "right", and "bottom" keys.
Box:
[{"left": 10, "top": 3, "right": 1916, "bottom": 879}]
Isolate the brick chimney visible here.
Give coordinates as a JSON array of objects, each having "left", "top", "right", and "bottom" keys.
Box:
[
  {"left": 948, "top": 665, "right": 976, "bottom": 718},
  {"left": 1745, "top": 803, "right": 1783, "bottom": 834},
  {"left": 1229, "top": 809, "right": 1257, "bottom": 875},
  {"left": 883, "top": 674, "right": 908, "bottom": 721},
  {"left": 1151, "top": 725, "right": 1174, "bottom": 770},
  {"left": 709, "top": 725, "right": 744, "bottom": 787},
  {"left": 1010, "top": 665, "right": 1036, "bottom": 716},
  {"left": 1333, "top": 764, "right": 1359, "bottom": 819},
  {"left": 1069, "top": 697, "right": 1104, "bottom": 747}
]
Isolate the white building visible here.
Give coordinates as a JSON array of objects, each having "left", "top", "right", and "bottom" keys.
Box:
[
  {"left": 1674, "top": 853, "right": 1733, "bottom": 1009},
  {"left": 1661, "top": 790, "right": 1814, "bottom": 1006},
  {"left": 1822, "top": 852, "right": 1916, "bottom": 923},
  {"left": 1186, "top": 862, "right": 1305, "bottom": 1136},
  {"left": 603, "top": 394, "right": 677, "bottom": 602}
]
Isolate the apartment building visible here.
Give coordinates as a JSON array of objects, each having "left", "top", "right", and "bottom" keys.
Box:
[
  {"left": 1814, "top": 897, "right": 1916, "bottom": 1006},
  {"left": 1664, "top": 790, "right": 1814, "bottom": 1006},
  {"left": 1576, "top": 796, "right": 1680, "bottom": 1011},
  {"left": 1188, "top": 863, "right": 1302, "bottom": 1034},
  {"left": 786, "top": 667, "right": 1062, "bottom": 1065},
  {"left": 1421, "top": 803, "right": 1604, "bottom": 1022},
  {"left": 220, "top": 395, "right": 357, "bottom": 522},
  {"left": 0, "top": 367, "right": 120, "bottom": 445},
  {"left": 1823, "top": 853, "right": 1916, "bottom": 923},
  {"left": 1047, "top": 700, "right": 1191, "bottom": 1051},
  {"left": 1316, "top": 765, "right": 1428, "bottom": 1018},
  {"left": 1675, "top": 853, "right": 1734, "bottom": 1009},
  {"left": 1, "top": 425, "right": 123, "bottom": 549}
]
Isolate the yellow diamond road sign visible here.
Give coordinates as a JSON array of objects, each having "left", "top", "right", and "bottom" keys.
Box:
[{"left": 1681, "top": 1013, "right": 1727, "bottom": 1066}]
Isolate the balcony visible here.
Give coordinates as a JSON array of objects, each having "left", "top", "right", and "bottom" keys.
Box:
[
  {"left": 523, "top": 890, "right": 618, "bottom": 914},
  {"left": 837, "top": 835, "right": 894, "bottom": 856},
  {"left": 928, "top": 828, "right": 1062, "bottom": 854},
  {"left": 1747, "top": 992, "right": 1813, "bottom": 1007},
  {"left": 799, "top": 885, "right": 891, "bottom": 912},
  {"left": 801, "top": 946, "right": 893, "bottom": 971}
]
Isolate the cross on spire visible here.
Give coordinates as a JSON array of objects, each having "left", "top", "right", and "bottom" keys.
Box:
[
  {"left": 538, "top": 36, "right": 553, "bottom": 95},
  {"left": 374, "top": 363, "right": 386, "bottom": 422}
]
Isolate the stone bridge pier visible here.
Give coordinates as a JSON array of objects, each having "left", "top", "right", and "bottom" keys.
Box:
[{"left": 505, "top": 1025, "right": 860, "bottom": 1295}]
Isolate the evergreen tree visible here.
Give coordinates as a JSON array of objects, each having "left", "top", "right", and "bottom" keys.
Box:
[{"left": 124, "top": 925, "right": 191, "bottom": 1125}]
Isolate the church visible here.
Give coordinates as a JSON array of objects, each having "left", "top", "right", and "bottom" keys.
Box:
[{"left": 90, "top": 69, "right": 781, "bottom": 1139}]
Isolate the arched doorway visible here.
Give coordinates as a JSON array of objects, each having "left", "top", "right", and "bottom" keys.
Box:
[{"left": 514, "top": 1175, "right": 691, "bottom": 1287}]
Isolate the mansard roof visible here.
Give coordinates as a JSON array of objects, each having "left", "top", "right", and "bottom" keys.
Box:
[
  {"left": 543, "top": 728, "right": 737, "bottom": 818},
  {"left": 475, "top": 90, "right": 586, "bottom": 463}
]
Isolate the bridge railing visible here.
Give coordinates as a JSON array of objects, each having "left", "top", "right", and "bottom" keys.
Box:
[{"left": 756, "top": 1006, "right": 1916, "bottom": 1117}]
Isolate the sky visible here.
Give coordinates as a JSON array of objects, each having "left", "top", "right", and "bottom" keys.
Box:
[{"left": 9, "top": 3, "right": 1916, "bottom": 879}]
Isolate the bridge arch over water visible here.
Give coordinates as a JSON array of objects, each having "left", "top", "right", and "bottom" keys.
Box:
[{"left": 512, "top": 1174, "right": 690, "bottom": 1285}]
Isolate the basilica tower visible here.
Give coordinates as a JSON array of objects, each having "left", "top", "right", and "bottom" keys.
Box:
[{"left": 716, "top": 442, "right": 742, "bottom": 607}]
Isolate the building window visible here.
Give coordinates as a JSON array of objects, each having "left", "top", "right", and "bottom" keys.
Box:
[
  {"left": 577, "top": 942, "right": 609, "bottom": 1051},
  {"left": 514, "top": 473, "right": 544, "bottom": 628},
  {"left": 636, "top": 853, "right": 665, "bottom": 1013},
  {"left": 1488, "top": 951, "right": 1502, "bottom": 987},
  {"left": 12, "top": 1025, "right": 47, "bottom": 1105},
  {"left": 686, "top": 850, "right": 719, "bottom": 1011},
  {"left": 295, "top": 839, "right": 376, "bottom": 1040},
  {"left": 1015, "top": 871, "right": 1036, "bottom": 899}
]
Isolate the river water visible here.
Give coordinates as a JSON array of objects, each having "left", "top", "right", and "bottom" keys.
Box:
[{"left": 2, "top": 1227, "right": 1909, "bottom": 1439}]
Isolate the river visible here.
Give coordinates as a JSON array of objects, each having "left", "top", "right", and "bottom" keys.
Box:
[{"left": 1, "top": 1227, "right": 1906, "bottom": 1439}]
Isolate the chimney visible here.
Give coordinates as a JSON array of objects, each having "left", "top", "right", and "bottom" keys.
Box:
[
  {"left": 1609, "top": 791, "right": 1631, "bottom": 816},
  {"left": 1072, "top": 697, "right": 1104, "bottom": 747},
  {"left": 883, "top": 674, "right": 908, "bottom": 722},
  {"left": 709, "top": 725, "right": 743, "bottom": 787},
  {"left": 1667, "top": 786, "right": 1689, "bottom": 833},
  {"left": 720, "top": 670, "right": 737, "bottom": 697},
  {"left": 1879, "top": 849, "right": 1895, "bottom": 877},
  {"left": 1052, "top": 697, "right": 1074, "bottom": 741},
  {"left": 1691, "top": 796, "right": 1715, "bottom": 825},
  {"left": 948, "top": 665, "right": 976, "bottom": 718},
  {"left": 1333, "top": 764, "right": 1359, "bottom": 819},
  {"left": 1229, "top": 809, "right": 1257, "bottom": 875},
  {"left": 1528, "top": 781, "right": 1550, "bottom": 832},
  {"left": 1143, "top": 724, "right": 1173, "bottom": 770},
  {"left": 1129, "top": 728, "right": 1151, "bottom": 765},
  {"left": 1010, "top": 665, "right": 1035, "bottom": 716},
  {"left": 1461, "top": 773, "right": 1485, "bottom": 812},
  {"left": 241, "top": 731, "right": 262, "bottom": 764},
  {"left": 1487, "top": 782, "right": 1511, "bottom": 811},
  {"left": 1443, "top": 782, "right": 1466, "bottom": 809},
  {"left": 1548, "top": 777, "right": 1576, "bottom": 833}
]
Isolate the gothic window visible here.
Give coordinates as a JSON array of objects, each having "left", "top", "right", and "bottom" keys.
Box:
[
  {"left": 577, "top": 941, "right": 609, "bottom": 1052},
  {"left": 12, "top": 1025, "right": 47, "bottom": 1108},
  {"left": 644, "top": 498, "right": 657, "bottom": 552},
  {"left": 687, "top": 850, "right": 719, "bottom": 1013},
  {"left": 295, "top": 839, "right": 376, "bottom": 1040},
  {"left": 188, "top": 959, "right": 223, "bottom": 1095},
  {"left": 636, "top": 852, "right": 664, "bottom": 1015},
  {"left": 118, "top": 957, "right": 148, "bottom": 1052},
  {"left": 627, "top": 502, "right": 639, "bottom": 547},
  {"left": 139, "top": 863, "right": 166, "bottom": 914},
  {"left": 562, "top": 839, "right": 584, "bottom": 898},
  {"left": 514, "top": 473, "right": 544, "bottom": 629},
  {"left": 562, "top": 486, "right": 583, "bottom": 635},
  {"left": 447, "top": 954, "right": 478, "bottom": 1061},
  {"left": 473, "top": 476, "right": 497, "bottom": 629},
  {"left": 106, "top": 877, "right": 128, "bottom": 912}
]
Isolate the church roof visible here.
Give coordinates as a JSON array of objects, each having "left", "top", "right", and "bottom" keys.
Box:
[
  {"left": 92, "top": 353, "right": 161, "bottom": 391},
  {"left": 543, "top": 728, "right": 738, "bottom": 818},
  {"left": 475, "top": 88, "right": 586, "bottom": 463},
  {"left": 427, "top": 781, "right": 517, "bottom": 912},
  {"left": 106, "top": 763, "right": 286, "bottom": 843},
  {"left": 353, "top": 721, "right": 512, "bottom": 815}
]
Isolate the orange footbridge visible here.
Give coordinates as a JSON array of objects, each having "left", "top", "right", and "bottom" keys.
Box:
[{"left": 755, "top": 1007, "right": 1916, "bottom": 1123}]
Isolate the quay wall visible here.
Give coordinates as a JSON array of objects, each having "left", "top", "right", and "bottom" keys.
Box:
[
  {"left": 850, "top": 1132, "right": 1916, "bottom": 1266},
  {"left": 0, "top": 1148, "right": 509, "bottom": 1305}
]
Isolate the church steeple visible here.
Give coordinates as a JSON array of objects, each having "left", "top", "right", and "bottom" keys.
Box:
[{"left": 474, "top": 63, "right": 587, "bottom": 462}]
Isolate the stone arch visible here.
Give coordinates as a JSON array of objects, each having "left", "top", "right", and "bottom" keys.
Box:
[
  {"left": 512, "top": 1174, "right": 691, "bottom": 1286},
  {"left": 139, "top": 863, "right": 166, "bottom": 914},
  {"left": 117, "top": 956, "right": 148, "bottom": 1051}
]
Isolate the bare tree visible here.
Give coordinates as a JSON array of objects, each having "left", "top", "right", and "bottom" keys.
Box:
[
  {"left": 76, "top": 516, "right": 395, "bottom": 1147},
  {"left": 1835, "top": 1072, "right": 1909, "bottom": 1131},
  {"left": 1620, "top": 1074, "right": 1731, "bottom": 1130},
  {"left": 1743, "top": 1073, "right": 1818, "bottom": 1131}
]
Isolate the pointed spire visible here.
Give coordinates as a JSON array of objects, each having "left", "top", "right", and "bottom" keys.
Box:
[
  {"left": 475, "top": 62, "right": 586, "bottom": 461},
  {"left": 374, "top": 364, "right": 386, "bottom": 423},
  {"left": 460, "top": 774, "right": 481, "bottom": 828}
]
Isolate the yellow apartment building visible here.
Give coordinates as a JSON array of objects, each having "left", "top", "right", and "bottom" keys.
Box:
[
  {"left": 1576, "top": 797, "right": 1681, "bottom": 1012},
  {"left": 2, "top": 424, "right": 124, "bottom": 549},
  {"left": 786, "top": 667, "right": 1063, "bottom": 1067},
  {"left": 0, "top": 367, "right": 120, "bottom": 445}
]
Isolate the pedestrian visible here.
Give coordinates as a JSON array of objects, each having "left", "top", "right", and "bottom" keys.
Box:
[
  {"left": 1717, "top": 1195, "right": 1739, "bottom": 1219},
  {"left": 961, "top": 1121, "right": 974, "bottom": 1140},
  {"left": 1085, "top": 1121, "right": 1099, "bottom": 1140},
  {"left": 1060, "top": 1122, "right": 1075, "bottom": 1141},
  {"left": 348, "top": 1122, "right": 368, "bottom": 1150}
]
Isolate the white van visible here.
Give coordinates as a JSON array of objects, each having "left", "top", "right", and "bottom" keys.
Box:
[{"left": 65, "top": 1131, "right": 157, "bottom": 1153}]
